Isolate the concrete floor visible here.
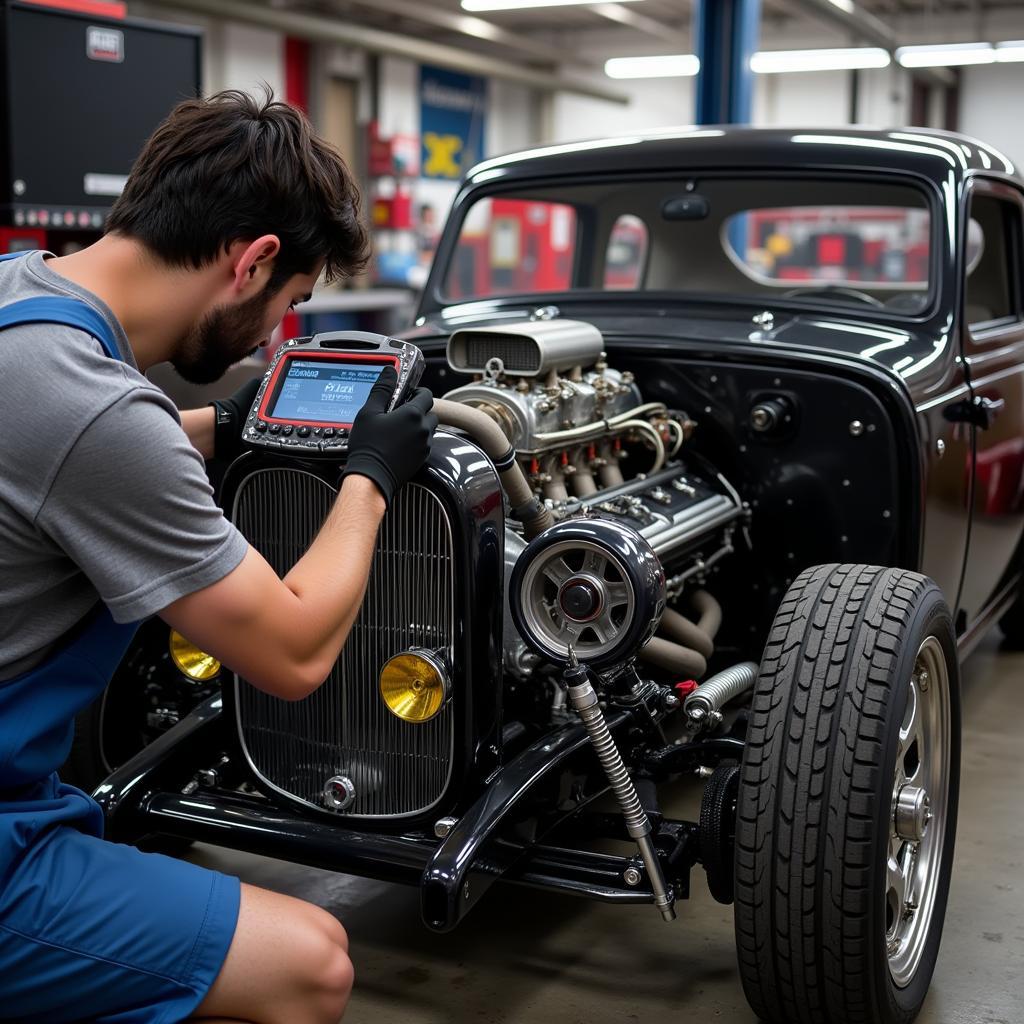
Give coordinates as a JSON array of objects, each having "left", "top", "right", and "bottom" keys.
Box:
[{"left": 191, "top": 634, "right": 1024, "bottom": 1023}]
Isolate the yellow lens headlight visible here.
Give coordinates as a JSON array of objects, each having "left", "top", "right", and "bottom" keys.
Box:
[
  {"left": 169, "top": 630, "right": 221, "bottom": 681},
  {"left": 379, "top": 650, "right": 449, "bottom": 723}
]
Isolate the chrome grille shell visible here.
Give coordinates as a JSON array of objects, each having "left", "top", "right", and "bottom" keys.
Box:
[{"left": 230, "top": 467, "right": 458, "bottom": 820}]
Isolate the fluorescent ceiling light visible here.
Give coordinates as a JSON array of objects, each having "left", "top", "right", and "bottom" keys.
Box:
[
  {"left": 463, "top": 0, "right": 640, "bottom": 9},
  {"left": 995, "top": 40, "right": 1024, "bottom": 62},
  {"left": 605, "top": 54, "right": 700, "bottom": 78},
  {"left": 751, "top": 47, "right": 890, "bottom": 73},
  {"left": 896, "top": 42, "right": 994, "bottom": 67}
]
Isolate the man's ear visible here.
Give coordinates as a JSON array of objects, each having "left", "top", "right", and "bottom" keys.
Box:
[{"left": 228, "top": 235, "right": 281, "bottom": 295}]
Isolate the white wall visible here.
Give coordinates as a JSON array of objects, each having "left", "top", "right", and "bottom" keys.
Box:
[
  {"left": 487, "top": 79, "right": 541, "bottom": 159},
  {"left": 550, "top": 74, "right": 695, "bottom": 144},
  {"left": 217, "top": 23, "right": 284, "bottom": 99},
  {"left": 959, "top": 63, "right": 1024, "bottom": 175},
  {"left": 377, "top": 55, "right": 420, "bottom": 139},
  {"left": 754, "top": 70, "right": 850, "bottom": 127}
]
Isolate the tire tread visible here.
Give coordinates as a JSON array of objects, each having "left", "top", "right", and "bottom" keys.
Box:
[{"left": 734, "top": 564, "right": 948, "bottom": 1024}]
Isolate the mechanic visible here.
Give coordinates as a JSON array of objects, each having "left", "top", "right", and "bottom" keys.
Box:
[{"left": 0, "top": 91, "right": 436, "bottom": 1023}]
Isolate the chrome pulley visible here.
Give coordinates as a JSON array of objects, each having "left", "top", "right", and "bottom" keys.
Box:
[{"left": 509, "top": 519, "right": 666, "bottom": 671}]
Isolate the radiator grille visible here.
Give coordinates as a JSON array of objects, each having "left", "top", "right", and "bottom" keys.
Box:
[
  {"left": 232, "top": 468, "right": 455, "bottom": 818},
  {"left": 465, "top": 334, "right": 539, "bottom": 373}
]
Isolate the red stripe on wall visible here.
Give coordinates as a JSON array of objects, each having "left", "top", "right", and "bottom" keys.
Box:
[
  {"left": 19, "top": 0, "right": 126, "bottom": 18},
  {"left": 285, "top": 37, "right": 310, "bottom": 114}
]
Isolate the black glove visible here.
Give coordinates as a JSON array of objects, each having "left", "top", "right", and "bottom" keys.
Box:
[
  {"left": 209, "top": 375, "right": 262, "bottom": 462},
  {"left": 344, "top": 366, "right": 438, "bottom": 507}
]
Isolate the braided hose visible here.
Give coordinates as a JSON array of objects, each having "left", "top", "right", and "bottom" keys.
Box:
[
  {"left": 683, "top": 661, "right": 759, "bottom": 724},
  {"left": 566, "top": 674, "right": 676, "bottom": 922}
]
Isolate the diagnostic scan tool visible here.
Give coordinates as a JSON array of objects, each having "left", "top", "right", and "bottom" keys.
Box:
[{"left": 242, "top": 331, "right": 425, "bottom": 453}]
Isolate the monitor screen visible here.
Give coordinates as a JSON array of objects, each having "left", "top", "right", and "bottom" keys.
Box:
[
  {"left": 3, "top": 7, "right": 201, "bottom": 215},
  {"left": 270, "top": 359, "right": 386, "bottom": 424}
]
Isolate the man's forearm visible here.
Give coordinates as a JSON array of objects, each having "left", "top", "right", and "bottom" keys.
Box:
[{"left": 180, "top": 407, "right": 216, "bottom": 460}]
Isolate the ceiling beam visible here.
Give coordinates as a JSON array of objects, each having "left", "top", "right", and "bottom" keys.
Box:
[
  {"left": 784, "top": 0, "right": 955, "bottom": 85},
  {"left": 327, "top": 0, "right": 595, "bottom": 70},
  {"left": 154, "top": 0, "right": 630, "bottom": 102},
  {"left": 590, "top": 2, "right": 689, "bottom": 46}
]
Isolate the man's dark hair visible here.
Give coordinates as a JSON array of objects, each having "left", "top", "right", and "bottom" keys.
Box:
[{"left": 107, "top": 88, "right": 369, "bottom": 287}]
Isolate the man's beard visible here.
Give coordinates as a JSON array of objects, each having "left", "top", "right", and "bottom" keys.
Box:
[{"left": 173, "top": 285, "right": 275, "bottom": 385}]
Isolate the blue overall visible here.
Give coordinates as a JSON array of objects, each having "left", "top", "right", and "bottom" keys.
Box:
[{"left": 0, "top": 252, "right": 239, "bottom": 1022}]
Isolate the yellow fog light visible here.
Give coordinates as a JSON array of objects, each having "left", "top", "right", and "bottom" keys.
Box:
[
  {"left": 379, "top": 650, "right": 449, "bottom": 723},
  {"left": 169, "top": 630, "right": 221, "bottom": 681}
]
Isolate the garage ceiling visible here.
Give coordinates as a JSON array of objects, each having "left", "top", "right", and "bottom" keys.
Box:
[
  {"left": 288, "top": 0, "right": 1024, "bottom": 50},
  {"left": 154, "top": 0, "right": 1024, "bottom": 94}
]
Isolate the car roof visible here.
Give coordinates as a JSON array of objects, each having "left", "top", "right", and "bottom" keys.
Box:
[{"left": 466, "top": 126, "right": 1020, "bottom": 189}]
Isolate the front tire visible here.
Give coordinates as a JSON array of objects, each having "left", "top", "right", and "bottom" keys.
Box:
[{"left": 734, "top": 564, "right": 961, "bottom": 1024}]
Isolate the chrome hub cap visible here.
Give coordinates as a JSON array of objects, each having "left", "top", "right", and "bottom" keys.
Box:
[
  {"left": 894, "top": 785, "right": 930, "bottom": 843},
  {"left": 886, "top": 636, "right": 950, "bottom": 988}
]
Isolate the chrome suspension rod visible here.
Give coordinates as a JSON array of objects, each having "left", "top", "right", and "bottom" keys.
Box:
[{"left": 564, "top": 647, "right": 676, "bottom": 922}]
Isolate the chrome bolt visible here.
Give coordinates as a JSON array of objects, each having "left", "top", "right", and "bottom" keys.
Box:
[
  {"left": 936, "top": 438, "right": 946, "bottom": 458},
  {"left": 918, "top": 669, "right": 930, "bottom": 692},
  {"left": 887, "top": 938, "right": 901, "bottom": 957},
  {"left": 894, "top": 785, "right": 930, "bottom": 842},
  {"left": 196, "top": 768, "right": 219, "bottom": 788},
  {"left": 662, "top": 692, "right": 681, "bottom": 711},
  {"left": 695, "top": 765, "right": 714, "bottom": 779},
  {"left": 434, "top": 816, "right": 458, "bottom": 839},
  {"left": 322, "top": 775, "right": 357, "bottom": 812},
  {"left": 849, "top": 420, "right": 865, "bottom": 437},
  {"left": 623, "top": 866, "right": 642, "bottom": 887}
]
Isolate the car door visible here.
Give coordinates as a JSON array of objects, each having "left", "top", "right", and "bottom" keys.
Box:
[{"left": 955, "top": 177, "right": 1024, "bottom": 624}]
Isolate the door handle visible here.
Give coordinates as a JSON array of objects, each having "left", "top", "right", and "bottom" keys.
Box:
[{"left": 944, "top": 395, "right": 1005, "bottom": 430}]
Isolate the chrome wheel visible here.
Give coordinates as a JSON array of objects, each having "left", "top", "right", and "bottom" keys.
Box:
[{"left": 885, "top": 634, "right": 951, "bottom": 988}]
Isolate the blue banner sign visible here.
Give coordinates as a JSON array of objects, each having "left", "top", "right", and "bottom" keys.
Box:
[{"left": 420, "top": 65, "right": 487, "bottom": 180}]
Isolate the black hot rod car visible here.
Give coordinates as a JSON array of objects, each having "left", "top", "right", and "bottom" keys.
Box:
[{"left": 88, "top": 127, "right": 1024, "bottom": 1024}]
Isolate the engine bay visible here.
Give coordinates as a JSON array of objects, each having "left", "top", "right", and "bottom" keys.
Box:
[{"left": 436, "top": 318, "right": 746, "bottom": 688}]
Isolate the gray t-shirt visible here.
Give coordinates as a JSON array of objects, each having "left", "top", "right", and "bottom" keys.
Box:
[{"left": 0, "top": 251, "right": 248, "bottom": 680}]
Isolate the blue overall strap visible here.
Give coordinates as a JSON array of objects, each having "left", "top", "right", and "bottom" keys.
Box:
[
  {"left": 0, "top": 251, "right": 122, "bottom": 363},
  {"left": 0, "top": 299, "right": 121, "bottom": 361}
]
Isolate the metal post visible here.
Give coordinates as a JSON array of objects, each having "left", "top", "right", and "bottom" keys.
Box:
[{"left": 694, "top": 0, "right": 762, "bottom": 125}]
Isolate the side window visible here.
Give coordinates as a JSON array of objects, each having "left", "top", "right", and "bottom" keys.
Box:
[
  {"left": 604, "top": 215, "right": 648, "bottom": 290},
  {"left": 965, "top": 193, "right": 1021, "bottom": 330}
]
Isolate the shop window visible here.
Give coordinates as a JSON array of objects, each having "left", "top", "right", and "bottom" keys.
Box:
[{"left": 604, "top": 215, "right": 648, "bottom": 290}]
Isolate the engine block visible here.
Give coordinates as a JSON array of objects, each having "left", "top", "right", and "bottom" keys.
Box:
[{"left": 441, "top": 317, "right": 743, "bottom": 676}]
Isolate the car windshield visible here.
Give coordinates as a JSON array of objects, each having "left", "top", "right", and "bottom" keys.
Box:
[{"left": 440, "top": 175, "right": 934, "bottom": 317}]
